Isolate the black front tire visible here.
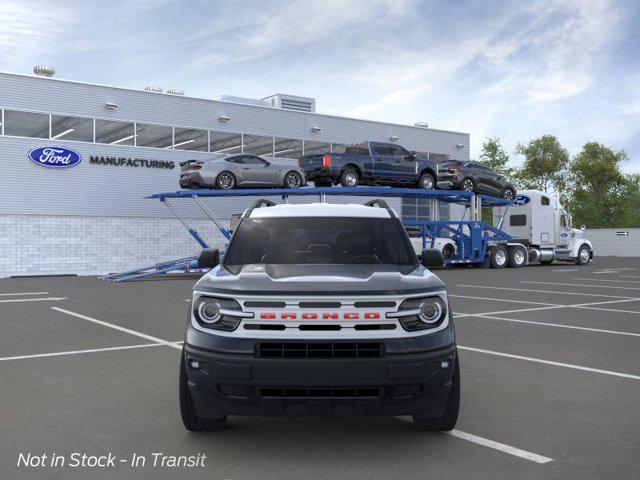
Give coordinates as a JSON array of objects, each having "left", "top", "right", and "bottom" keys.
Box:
[
  {"left": 179, "top": 355, "right": 227, "bottom": 432},
  {"left": 576, "top": 245, "right": 592, "bottom": 265},
  {"left": 507, "top": 246, "right": 526, "bottom": 268},
  {"left": 442, "top": 243, "right": 455, "bottom": 259},
  {"left": 413, "top": 358, "right": 460, "bottom": 431},
  {"left": 215, "top": 171, "right": 236, "bottom": 190},
  {"left": 503, "top": 188, "right": 515, "bottom": 201},
  {"left": 340, "top": 168, "right": 359, "bottom": 187},
  {"left": 418, "top": 172, "right": 436, "bottom": 190},
  {"left": 462, "top": 178, "right": 475, "bottom": 192},
  {"left": 284, "top": 171, "right": 303, "bottom": 189},
  {"left": 489, "top": 245, "right": 508, "bottom": 269}
]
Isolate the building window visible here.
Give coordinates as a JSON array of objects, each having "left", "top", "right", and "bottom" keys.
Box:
[
  {"left": 402, "top": 199, "right": 450, "bottom": 222},
  {"left": 331, "top": 143, "right": 349, "bottom": 153},
  {"left": 303, "top": 140, "right": 330, "bottom": 156},
  {"left": 50, "top": 114, "right": 93, "bottom": 142},
  {"left": 135, "top": 123, "right": 173, "bottom": 148},
  {"left": 427, "top": 153, "right": 450, "bottom": 163},
  {"left": 173, "top": 127, "right": 208, "bottom": 151},
  {"left": 210, "top": 131, "right": 242, "bottom": 154},
  {"left": 3, "top": 110, "right": 49, "bottom": 138},
  {"left": 273, "top": 137, "right": 303, "bottom": 158},
  {"left": 95, "top": 119, "right": 135, "bottom": 145},
  {"left": 243, "top": 134, "right": 274, "bottom": 156}
]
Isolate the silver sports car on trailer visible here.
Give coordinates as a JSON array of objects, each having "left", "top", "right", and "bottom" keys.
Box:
[{"left": 179, "top": 154, "right": 306, "bottom": 189}]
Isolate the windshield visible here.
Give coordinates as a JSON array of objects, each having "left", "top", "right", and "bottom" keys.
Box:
[{"left": 223, "top": 217, "right": 417, "bottom": 272}]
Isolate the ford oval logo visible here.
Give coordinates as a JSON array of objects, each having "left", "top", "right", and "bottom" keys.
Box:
[
  {"left": 28, "top": 146, "right": 82, "bottom": 168},
  {"left": 513, "top": 195, "right": 530, "bottom": 206}
]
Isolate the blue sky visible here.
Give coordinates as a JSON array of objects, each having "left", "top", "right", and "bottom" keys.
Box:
[{"left": 1, "top": 0, "right": 639, "bottom": 170}]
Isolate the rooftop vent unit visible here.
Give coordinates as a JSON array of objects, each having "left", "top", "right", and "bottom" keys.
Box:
[
  {"left": 414, "top": 122, "right": 429, "bottom": 128},
  {"left": 33, "top": 65, "right": 55, "bottom": 77},
  {"left": 167, "top": 88, "right": 185, "bottom": 96},
  {"left": 262, "top": 93, "right": 316, "bottom": 113},
  {"left": 218, "top": 95, "right": 270, "bottom": 107},
  {"left": 144, "top": 85, "right": 163, "bottom": 93}
]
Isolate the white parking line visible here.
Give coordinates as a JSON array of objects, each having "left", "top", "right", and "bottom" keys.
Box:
[
  {"left": 0, "top": 341, "right": 185, "bottom": 363},
  {"left": 446, "top": 429, "right": 553, "bottom": 464},
  {"left": 0, "top": 343, "right": 163, "bottom": 362},
  {"left": 51, "top": 307, "right": 182, "bottom": 350},
  {"left": 572, "top": 278, "right": 640, "bottom": 284},
  {"left": 0, "top": 297, "right": 67, "bottom": 304},
  {"left": 450, "top": 295, "right": 557, "bottom": 306},
  {"left": 553, "top": 269, "right": 578, "bottom": 272},
  {"left": 620, "top": 275, "right": 640, "bottom": 279},
  {"left": 0, "top": 292, "right": 49, "bottom": 296},
  {"left": 460, "top": 315, "right": 640, "bottom": 337},
  {"left": 395, "top": 417, "right": 553, "bottom": 463},
  {"left": 455, "top": 305, "right": 564, "bottom": 318},
  {"left": 521, "top": 281, "right": 640, "bottom": 292},
  {"left": 455, "top": 297, "right": 640, "bottom": 319},
  {"left": 457, "top": 284, "right": 636, "bottom": 299},
  {"left": 458, "top": 346, "right": 640, "bottom": 380}
]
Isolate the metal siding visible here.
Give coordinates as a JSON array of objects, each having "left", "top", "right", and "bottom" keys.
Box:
[{"left": 1, "top": 72, "right": 469, "bottom": 219}]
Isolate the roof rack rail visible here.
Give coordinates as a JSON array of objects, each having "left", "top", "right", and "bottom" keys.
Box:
[
  {"left": 363, "top": 199, "right": 395, "bottom": 217},
  {"left": 244, "top": 198, "right": 277, "bottom": 218}
]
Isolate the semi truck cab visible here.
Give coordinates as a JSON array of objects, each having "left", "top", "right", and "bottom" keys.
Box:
[{"left": 495, "top": 190, "right": 593, "bottom": 265}]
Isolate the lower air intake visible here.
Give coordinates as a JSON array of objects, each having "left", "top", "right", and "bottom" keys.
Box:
[
  {"left": 257, "top": 342, "right": 384, "bottom": 359},
  {"left": 260, "top": 387, "right": 382, "bottom": 399}
]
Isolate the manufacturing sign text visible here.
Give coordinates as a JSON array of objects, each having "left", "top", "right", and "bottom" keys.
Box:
[
  {"left": 90, "top": 156, "right": 175, "bottom": 169},
  {"left": 28, "top": 146, "right": 82, "bottom": 168}
]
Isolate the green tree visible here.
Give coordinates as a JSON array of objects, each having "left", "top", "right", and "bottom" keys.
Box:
[
  {"left": 478, "top": 137, "right": 515, "bottom": 178},
  {"left": 623, "top": 174, "right": 640, "bottom": 227},
  {"left": 565, "top": 142, "right": 629, "bottom": 228},
  {"left": 515, "top": 135, "right": 569, "bottom": 192}
]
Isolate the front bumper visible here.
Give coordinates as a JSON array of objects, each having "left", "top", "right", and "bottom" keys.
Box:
[{"left": 183, "top": 335, "right": 457, "bottom": 418}]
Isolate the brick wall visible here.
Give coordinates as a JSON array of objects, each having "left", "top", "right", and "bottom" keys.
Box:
[{"left": 0, "top": 214, "right": 229, "bottom": 277}]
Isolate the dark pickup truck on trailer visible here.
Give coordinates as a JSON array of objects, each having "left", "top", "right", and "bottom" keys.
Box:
[{"left": 298, "top": 141, "right": 442, "bottom": 189}]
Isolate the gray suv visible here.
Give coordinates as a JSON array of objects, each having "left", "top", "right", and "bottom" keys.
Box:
[{"left": 180, "top": 199, "right": 459, "bottom": 431}]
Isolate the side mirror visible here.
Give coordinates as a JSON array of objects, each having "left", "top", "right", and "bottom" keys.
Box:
[
  {"left": 421, "top": 249, "right": 445, "bottom": 268},
  {"left": 581, "top": 225, "right": 586, "bottom": 231},
  {"left": 405, "top": 152, "right": 416, "bottom": 161},
  {"left": 197, "top": 248, "right": 220, "bottom": 269}
]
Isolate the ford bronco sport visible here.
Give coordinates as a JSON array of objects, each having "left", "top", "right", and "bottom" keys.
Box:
[{"left": 179, "top": 199, "right": 459, "bottom": 431}]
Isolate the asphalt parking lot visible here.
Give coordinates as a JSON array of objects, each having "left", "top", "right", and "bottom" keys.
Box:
[{"left": 1, "top": 257, "right": 639, "bottom": 480}]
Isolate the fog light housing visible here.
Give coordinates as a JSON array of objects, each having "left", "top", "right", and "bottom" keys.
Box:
[
  {"left": 439, "top": 360, "right": 450, "bottom": 369},
  {"left": 189, "top": 360, "right": 200, "bottom": 370}
]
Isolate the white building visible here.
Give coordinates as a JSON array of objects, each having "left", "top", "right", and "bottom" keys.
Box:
[{"left": 0, "top": 69, "right": 470, "bottom": 277}]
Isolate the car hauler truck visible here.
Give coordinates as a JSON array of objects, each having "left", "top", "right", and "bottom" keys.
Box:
[
  {"left": 100, "top": 186, "right": 594, "bottom": 283},
  {"left": 493, "top": 189, "right": 593, "bottom": 266}
]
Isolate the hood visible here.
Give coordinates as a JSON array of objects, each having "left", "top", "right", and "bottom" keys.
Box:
[
  {"left": 195, "top": 264, "right": 445, "bottom": 296},
  {"left": 571, "top": 227, "right": 585, "bottom": 239}
]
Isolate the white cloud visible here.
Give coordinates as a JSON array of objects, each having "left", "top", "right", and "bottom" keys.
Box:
[{"left": 0, "top": 0, "right": 75, "bottom": 68}]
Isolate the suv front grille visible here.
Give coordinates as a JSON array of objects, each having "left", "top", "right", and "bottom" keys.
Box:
[{"left": 256, "top": 342, "right": 384, "bottom": 359}]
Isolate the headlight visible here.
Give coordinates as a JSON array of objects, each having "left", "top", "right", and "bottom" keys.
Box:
[
  {"left": 395, "top": 296, "right": 447, "bottom": 331},
  {"left": 193, "top": 297, "right": 244, "bottom": 331}
]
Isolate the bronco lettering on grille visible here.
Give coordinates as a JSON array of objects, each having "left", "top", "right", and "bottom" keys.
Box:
[{"left": 259, "top": 312, "right": 381, "bottom": 320}]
